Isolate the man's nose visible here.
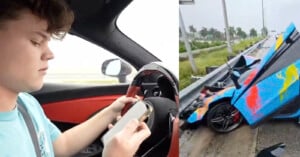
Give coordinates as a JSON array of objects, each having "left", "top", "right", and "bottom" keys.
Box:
[{"left": 42, "top": 46, "right": 54, "bottom": 60}]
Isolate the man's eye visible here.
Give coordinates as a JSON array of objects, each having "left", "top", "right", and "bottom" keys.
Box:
[{"left": 31, "top": 40, "right": 41, "bottom": 47}]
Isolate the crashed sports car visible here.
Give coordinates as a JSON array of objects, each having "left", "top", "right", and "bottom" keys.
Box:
[
  {"left": 179, "top": 54, "right": 260, "bottom": 121},
  {"left": 31, "top": 0, "right": 179, "bottom": 157},
  {"left": 181, "top": 23, "right": 300, "bottom": 133}
]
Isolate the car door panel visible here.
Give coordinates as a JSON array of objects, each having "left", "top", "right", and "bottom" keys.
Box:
[
  {"left": 42, "top": 95, "right": 121, "bottom": 124},
  {"left": 31, "top": 83, "right": 128, "bottom": 131}
]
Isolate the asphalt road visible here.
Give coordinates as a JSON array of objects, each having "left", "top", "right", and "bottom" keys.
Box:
[{"left": 180, "top": 37, "right": 300, "bottom": 157}]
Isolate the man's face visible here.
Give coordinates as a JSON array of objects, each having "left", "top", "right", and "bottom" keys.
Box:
[{"left": 0, "top": 10, "right": 54, "bottom": 93}]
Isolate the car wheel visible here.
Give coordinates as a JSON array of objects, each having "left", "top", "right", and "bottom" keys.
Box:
[{"left": 206, "top": 101, "right": 243, "bottom": 133}]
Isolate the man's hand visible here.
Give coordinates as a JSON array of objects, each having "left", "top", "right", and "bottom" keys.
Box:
[
  {"left": 53, "top": 96, "right": 138, "bottom": 156},
  {"left": 102, "top": 119, "right": 151, "bottom": 157},
  {"left": 108, "top": 96, "right": 137, "bottom": 116}
]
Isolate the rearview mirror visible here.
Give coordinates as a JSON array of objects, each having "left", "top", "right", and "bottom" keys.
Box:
[{"left": 230, "top": 70, "right": 241, "bottom": 89}]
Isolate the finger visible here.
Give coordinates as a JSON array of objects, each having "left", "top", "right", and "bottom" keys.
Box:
[
  {"left": 108, "top": 123, "right": 114, "bottom": 129},
  {"left": 110, "top": 96, "right": 136, "bottom": 112},
  {"left": 137, "top": 122, "right": 149, "bottom": 131},
  {"left": 121, "top": 119, "right": 140, "bottom": 136},
  {"left": 135, "top": 95, "right": 141, "bottom": 100},
  {"left": 131, "top": 122, "right": 151, "bottom": 144},
  {"left": 116, "top": 115, "right": 122, "bottom": 121},
  {"left": 119, "top": 96, "right": 137, "bottom": 104}
]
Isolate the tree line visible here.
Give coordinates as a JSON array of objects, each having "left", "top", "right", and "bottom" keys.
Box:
[{"left": 180, "top": 25, "right": 268, "bottom": 41}]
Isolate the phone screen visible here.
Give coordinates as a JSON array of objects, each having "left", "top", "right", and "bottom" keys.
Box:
[{"left": 101, "top": 101, "right": 152, "bottom": 145}]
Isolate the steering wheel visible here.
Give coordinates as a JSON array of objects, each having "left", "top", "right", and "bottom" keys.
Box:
[
  {"left": 123, "top": 62, "right": 178, "bottom": 111},
  {"left": 123, "top": 62, "right": 179, "bottom": 157}
]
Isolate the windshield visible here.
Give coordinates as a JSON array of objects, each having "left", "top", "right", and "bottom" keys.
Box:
[
  {"left": 117, "top": 0, "right": 178, "bottom": 77},
  {"left": 46, "top": 0, "right": 178, "bottom": 84}
]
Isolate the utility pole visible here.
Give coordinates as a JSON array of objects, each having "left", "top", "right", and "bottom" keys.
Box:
[
  {"left": 222, "top": 0, "right": 233, "bottom": 54},
  {"left": 179, "top": 8, "right": 198, "bottom": 74},
  {"left": 262, "top": 0, "right": 265, "bottom": 36}
]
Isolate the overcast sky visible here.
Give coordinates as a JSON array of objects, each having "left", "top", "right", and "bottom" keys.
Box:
[{"left": 180, "top": 0, "right": 300, "bottom": 34}]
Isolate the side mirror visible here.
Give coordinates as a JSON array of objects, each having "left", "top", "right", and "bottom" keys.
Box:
[
  {"left": 246, "top": 59, "right": 261, "bottom": 68},
  {"left": 230, "top": 70, "right": 241, "bottom": 89},
  {"left": 101, "top": 59, "right": 132, "bottom": 83}
]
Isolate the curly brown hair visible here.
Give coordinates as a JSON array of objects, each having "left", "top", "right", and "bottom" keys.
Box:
[{"left": 0, "top": 0, "right": 74, "bottom": 39}]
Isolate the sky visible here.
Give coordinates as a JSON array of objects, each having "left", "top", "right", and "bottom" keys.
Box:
[{"left": 180, "top": 0, "right": 300, "bottom": 34}]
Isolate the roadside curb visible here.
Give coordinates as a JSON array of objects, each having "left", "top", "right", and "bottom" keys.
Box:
[
  {"left": 179, "top": 127, "right": 216, "bottom": 157},
  {"left": 250, "top": 128, "right": 259, "bottom": 157}
]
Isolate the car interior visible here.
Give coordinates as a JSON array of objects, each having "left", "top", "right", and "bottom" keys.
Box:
[{"left": 31, "top": 0, "right": 179, "bottom": 156}]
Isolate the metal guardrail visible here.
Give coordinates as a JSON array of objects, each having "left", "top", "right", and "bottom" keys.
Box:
[
  {"left": 179, "top": 38, "right": 268, "bottom": 113},
  {"left": 179, "top": 45, "right": 226, "bottom": 60}
]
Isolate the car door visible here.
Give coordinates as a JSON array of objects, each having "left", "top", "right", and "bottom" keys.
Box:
[{"left": 233, "top": 24, "right": 300, "bottom": 126}]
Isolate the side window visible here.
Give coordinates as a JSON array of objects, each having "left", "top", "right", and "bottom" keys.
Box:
[
  {"left": 117, "top": 0, "right": 179, "bottom": 78},
  {"left": 46, "top": 34, "right": 137, "bottom": 85}
]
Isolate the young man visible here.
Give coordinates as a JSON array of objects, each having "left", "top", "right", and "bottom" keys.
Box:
[{"left": 0, "top": 0, "right": 150, "bottom": 157}]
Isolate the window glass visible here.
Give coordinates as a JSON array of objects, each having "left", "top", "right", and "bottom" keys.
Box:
[
  {"left": 46, "top": 34, "right": 137, "bottom": 85},
  {"left": 46, "top": 0, "right": 179, "bottom": 85},
  {"left": 117, "top": 0, "right": 179, "bottom": 78}
]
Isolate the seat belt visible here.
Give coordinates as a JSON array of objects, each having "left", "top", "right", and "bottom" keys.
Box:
[{"left": 18, "top": 104, "right": 42, "bottom": 157}]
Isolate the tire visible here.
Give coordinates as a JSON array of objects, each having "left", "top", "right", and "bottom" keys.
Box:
[{"left": 206, "top": 101, "right": 243, "bottom": 133}]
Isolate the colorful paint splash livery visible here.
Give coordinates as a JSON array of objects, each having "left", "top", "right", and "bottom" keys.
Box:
[
  {"left": 183, "top": 23, "right": 300, "bottom": 132},
  {"left": 187, "top": 87, "right": 235, "bottom": 123}
]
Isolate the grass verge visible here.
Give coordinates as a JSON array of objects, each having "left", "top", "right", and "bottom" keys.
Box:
[{"left": 179, "top": 37, "right": 263, "bottom": 90}]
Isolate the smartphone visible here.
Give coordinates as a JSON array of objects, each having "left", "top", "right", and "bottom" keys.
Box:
[{"left": 101, "top": 100, "right": 153, "bottom": 145}]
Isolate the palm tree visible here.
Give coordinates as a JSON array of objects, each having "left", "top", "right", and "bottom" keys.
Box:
[
  {"left": 229, "top": 26, "right": 236, "bottom": 39},
  {"left": 250, "top": 28, "right": 257, "bottom": 37},
  {"left": 236, "top": 27, "right": 247, "bottom": 39},
  {"left": 199, "top": 27, "right": 208, "bottom": 39}
]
